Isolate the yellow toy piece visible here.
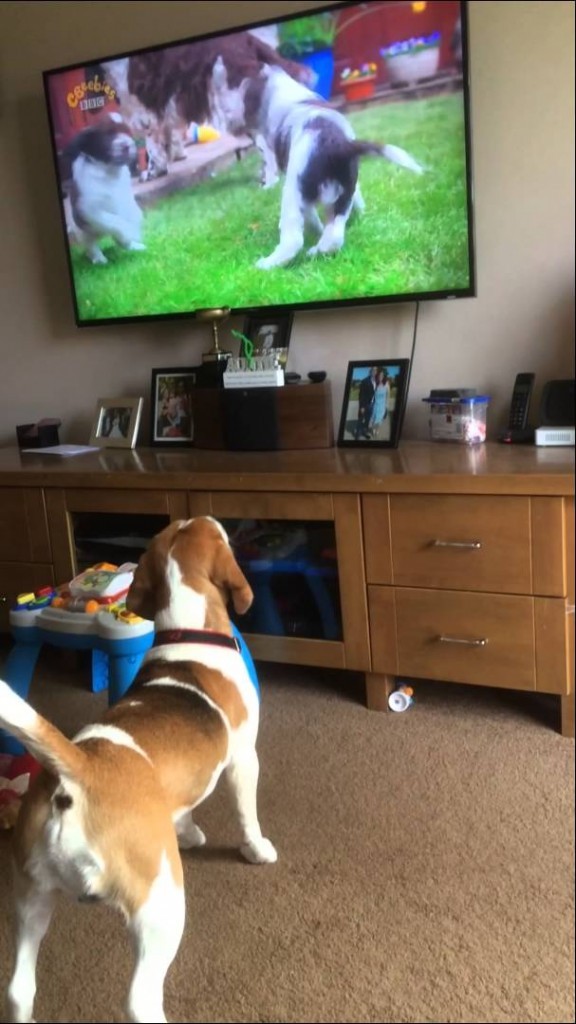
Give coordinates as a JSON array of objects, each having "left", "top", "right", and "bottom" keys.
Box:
[
  {"left": 189, "top": 123, "right": 220, "bottom": 144},
  {"left": 117, "top": 609, "right": 144, "bottom": 625}
]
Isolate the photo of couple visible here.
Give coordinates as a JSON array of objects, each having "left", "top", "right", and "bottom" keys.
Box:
[
  {"left": 338, "top": 359, "right": 410, "bottom": 449},
  {"left": 100, "top": 406, "right": 131, "bottom": 440},
  {"left": 90, "top": 396, "right": 143, "bottom": 449},
  {"left": 355, "top": 366, "right": 392, "bottom": 441}
]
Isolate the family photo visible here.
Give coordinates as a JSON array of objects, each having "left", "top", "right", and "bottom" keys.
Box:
[
  {"left": 151, "top": 368, "right": 196, "bottom": 445},
  {"left": 338, "top": 359, "right": 410, "bottom": 449}
]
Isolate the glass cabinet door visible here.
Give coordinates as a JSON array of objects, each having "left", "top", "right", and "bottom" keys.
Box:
[
  {"left": 71, "top": 511, "right": 170, "bottom": 571},
  {"left": 206, "top": 491, "right": 371, "bottom": 672},
  {"left": 223, "top": 518, "right": 342, "bottom": 641}
]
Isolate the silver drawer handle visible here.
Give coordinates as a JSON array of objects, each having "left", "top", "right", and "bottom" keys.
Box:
[
  {"left": 432, "top": 540, "right": 482, "bottom": 549},
  {"left": 437, "top": 635, "right": 488, "bottom": 647}
]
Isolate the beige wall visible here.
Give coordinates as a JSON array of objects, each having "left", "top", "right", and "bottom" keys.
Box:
[{"left": 0, "top": 1, "right": 574, "bottom": 446}]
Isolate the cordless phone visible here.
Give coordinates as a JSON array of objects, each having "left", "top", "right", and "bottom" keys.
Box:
[{"left": 499, "top": 373, "right": 535, "bottom": 443}]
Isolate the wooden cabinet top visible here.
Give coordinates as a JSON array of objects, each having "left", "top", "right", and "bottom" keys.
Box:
[{"left": 0, "top": 444, "right": 573, "bottom": 496}]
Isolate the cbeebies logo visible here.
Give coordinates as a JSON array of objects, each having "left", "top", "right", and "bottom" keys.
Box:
[{"left": 66, "top": 74, "right": 117, "bottom": 110}]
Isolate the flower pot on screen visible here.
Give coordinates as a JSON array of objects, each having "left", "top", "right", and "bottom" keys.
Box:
[
  {"left": 341, "top": 75, "right": 377, "bottom": 102},
  {"left": 381, "top": 33, "right": 441, "bottom": 86}
]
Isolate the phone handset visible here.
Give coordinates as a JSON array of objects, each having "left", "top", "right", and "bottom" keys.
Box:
[{"left": 499, "top": 373, "right": 535, "bottom": 443}]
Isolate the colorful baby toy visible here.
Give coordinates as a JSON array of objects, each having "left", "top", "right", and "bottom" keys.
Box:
[{"left": 1, "top": 562, "right": 155, "bottom": 755}]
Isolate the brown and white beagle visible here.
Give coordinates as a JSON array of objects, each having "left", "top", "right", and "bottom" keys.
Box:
[{"left": 0, "top": 516, "right": 276, "bottom": 1024}]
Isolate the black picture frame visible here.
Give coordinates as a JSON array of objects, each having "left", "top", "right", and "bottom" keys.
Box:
[
  {"left": 242, "top": 310, "right": 294, "bottom": 368},
  {"left": 150, "top": 367, "right": 199, "bottom": 447},
  {"left": 337, "top": 359, "right": 411, "bottom": 449}
]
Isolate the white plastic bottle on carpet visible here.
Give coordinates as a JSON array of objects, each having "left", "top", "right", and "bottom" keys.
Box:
[{"left": 388, "top": 685, "right": 414, "bottom": 712}]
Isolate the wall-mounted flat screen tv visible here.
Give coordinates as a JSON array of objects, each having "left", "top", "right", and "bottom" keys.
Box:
[{"left": 43, "top": 0, "right": 475, "bottom": 326}]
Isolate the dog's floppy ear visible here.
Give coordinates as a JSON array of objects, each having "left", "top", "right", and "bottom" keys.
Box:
[
  {"left": 125, "top": 548, "right": 157, "bottom": 621},
  {"left": 126, "top": 520, "right": 184, "bottom": 621},
  {"left": 213, "top": 539, "right": 253, "bottom": 615}
]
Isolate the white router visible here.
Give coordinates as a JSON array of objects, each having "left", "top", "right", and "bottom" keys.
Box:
[{"left": 534, "top": 425, "right": 575, "bottom": 447}]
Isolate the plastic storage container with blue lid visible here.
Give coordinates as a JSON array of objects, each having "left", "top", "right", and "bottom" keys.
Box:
[{"left": 423, "top": 393, "right": 491, "bottom": 445}]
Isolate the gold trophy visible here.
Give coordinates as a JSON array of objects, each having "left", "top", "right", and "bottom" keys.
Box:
[{"left": 196, "top": 308, "right": 232, "bottom": 363}]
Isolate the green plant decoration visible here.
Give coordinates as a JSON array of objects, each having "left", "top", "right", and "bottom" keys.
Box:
[{"left": 277, "top": 11, "right": 337, "bottom": 58}]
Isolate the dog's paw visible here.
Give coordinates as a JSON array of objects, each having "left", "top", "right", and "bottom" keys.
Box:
[
  {"left": 308, "top": 239, "right": 341, "bottom": 257},
  {"left": 127, "top": 241, "right": 146, "bottom": 252},
  {"left": 261, "top": 175, "right": 280, "bottom": 190},
  {"left": 90, "top": 251, "right": 108, "bottom": 265},
  {"left": 240, "top": 837, "right": 278, "bottom": 864},
  {"left": 308, "top": 243, "right": 335, "bottom": 258},
  {"left": 255, "top": 254, "right": 277, "bottom": 271},
  {"left": 176, "top": 821, "right": 206, "bottom": 850}
]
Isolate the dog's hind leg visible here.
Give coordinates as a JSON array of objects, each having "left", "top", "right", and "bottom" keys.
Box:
[
  {"left": 126, "top": 853, "right": 185, "bottom": 1024},
  {"left": 83, "top": 232, "right": 109, "bottom": 265},
  {"left": 174, "top": 809, "right": 206, "bottom": 850},
  {"left": 225, "top": 747, "right": 277, "bottom": 865},
  {"left": 353, "top": 185, "right": 366, "bottom": 213},
  {"left": 6, "top": 880, "right": 56, "bottom": 1024},
  {"left": 256, "top": 133, "right": 279, "bottom": 189},
  {"left": 305, "top": 204, "right": 324, "bottom": 236},
  {"left": 308, "top": 209, "right": 350, "bottom": 257},
  {"left": 308, "top": 187, "right": 356, "bottom": 258}
]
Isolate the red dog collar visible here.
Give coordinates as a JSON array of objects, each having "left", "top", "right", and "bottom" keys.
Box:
[{"left": 153, "top": 629, "right": 240, "bottom": 652}]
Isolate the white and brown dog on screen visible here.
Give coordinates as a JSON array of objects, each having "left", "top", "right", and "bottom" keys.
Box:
[
  {"left": 209, "top": 61, "right": 423, "bottom": 269},
  {"left": 0, "top": 516, "right": 276, "bottom": 1024},
  {"left": 63, "top": 111, "right": 145, "bottom": 264}
]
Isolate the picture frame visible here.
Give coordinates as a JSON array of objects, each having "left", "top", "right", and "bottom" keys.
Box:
[
  {"left": 242, "top": 310, "right": 294, "bottom": 369},
  {"left": 89, "top": 397, "right": 143, "bottom": 449},
  {"left": 150, "top": 367, "right": 198, "bottom": 447},
  {"left": 337, "top": 359, "right": 411, "bottom": 449}
]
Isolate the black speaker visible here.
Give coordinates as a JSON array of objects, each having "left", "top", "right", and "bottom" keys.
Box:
[
  {"left": 539, "top": 380, "right": 575, "bottom": 426},
  {"left": 222, "top": 388, "right": 279, "bottom": 451}
]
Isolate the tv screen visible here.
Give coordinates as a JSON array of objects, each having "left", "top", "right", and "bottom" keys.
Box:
[{"left": 43, "top": 0, "right": 475, "bottom": 326}]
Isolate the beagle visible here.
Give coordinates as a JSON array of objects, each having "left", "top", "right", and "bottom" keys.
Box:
[{"left": 0, "top": 516, "right": 276, "bottom": 1024}]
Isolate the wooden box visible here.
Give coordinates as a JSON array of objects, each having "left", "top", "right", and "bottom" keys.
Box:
[{"left": 192, "top": 382, "right": 334, "bottom": 451}]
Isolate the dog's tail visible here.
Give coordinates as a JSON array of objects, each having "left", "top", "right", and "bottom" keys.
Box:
[
  {"left": 354, "top": 140, "right": 424, "bottom": 175},
  {"left": 0, "top": 679, "right": 87, "bottom": 781}
]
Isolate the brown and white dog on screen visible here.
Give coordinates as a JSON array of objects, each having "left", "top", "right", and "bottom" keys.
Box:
[
  {"left": 125, "top": 32, "right": 312, "bottom": 182},
  {"left": 64, "top": 111, "right": 145, "bottom": 264},
  {"left": 101, "top": 58, "right": 187, "bottom": 180},
  {"left": 209, "top": 62, "right": 424, "bottom": 269},
  {"left": 0, "top": 516, "right": 276, "bottom": 1024}
]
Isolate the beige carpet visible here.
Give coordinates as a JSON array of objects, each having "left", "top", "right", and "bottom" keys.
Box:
[{"left": 0, "top": 646, "right": 574, "bottom": 1024}]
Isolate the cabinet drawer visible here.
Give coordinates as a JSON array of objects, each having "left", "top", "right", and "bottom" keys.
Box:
[
  {"left": 0, "top": 563, "right": 55, "bottom": 633},
  {"left": 366, "top": 495, "right": 534, "bottom": 594},
  {"left": 369, "top": 586, "right": 539, "bottom": 691}
]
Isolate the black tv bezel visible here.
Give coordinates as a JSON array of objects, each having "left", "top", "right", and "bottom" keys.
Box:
[{"left": 42, "top": 0, "right": 476, "bottom": 328}]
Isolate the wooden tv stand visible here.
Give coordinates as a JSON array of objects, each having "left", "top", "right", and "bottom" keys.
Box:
[{"left": 0, "top": 443, "right": 573, "bottom": 736}]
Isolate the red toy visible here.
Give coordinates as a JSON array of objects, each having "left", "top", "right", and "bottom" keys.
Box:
[{"left": 0, "top": 752, "right": 42, "bottom": 829}]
